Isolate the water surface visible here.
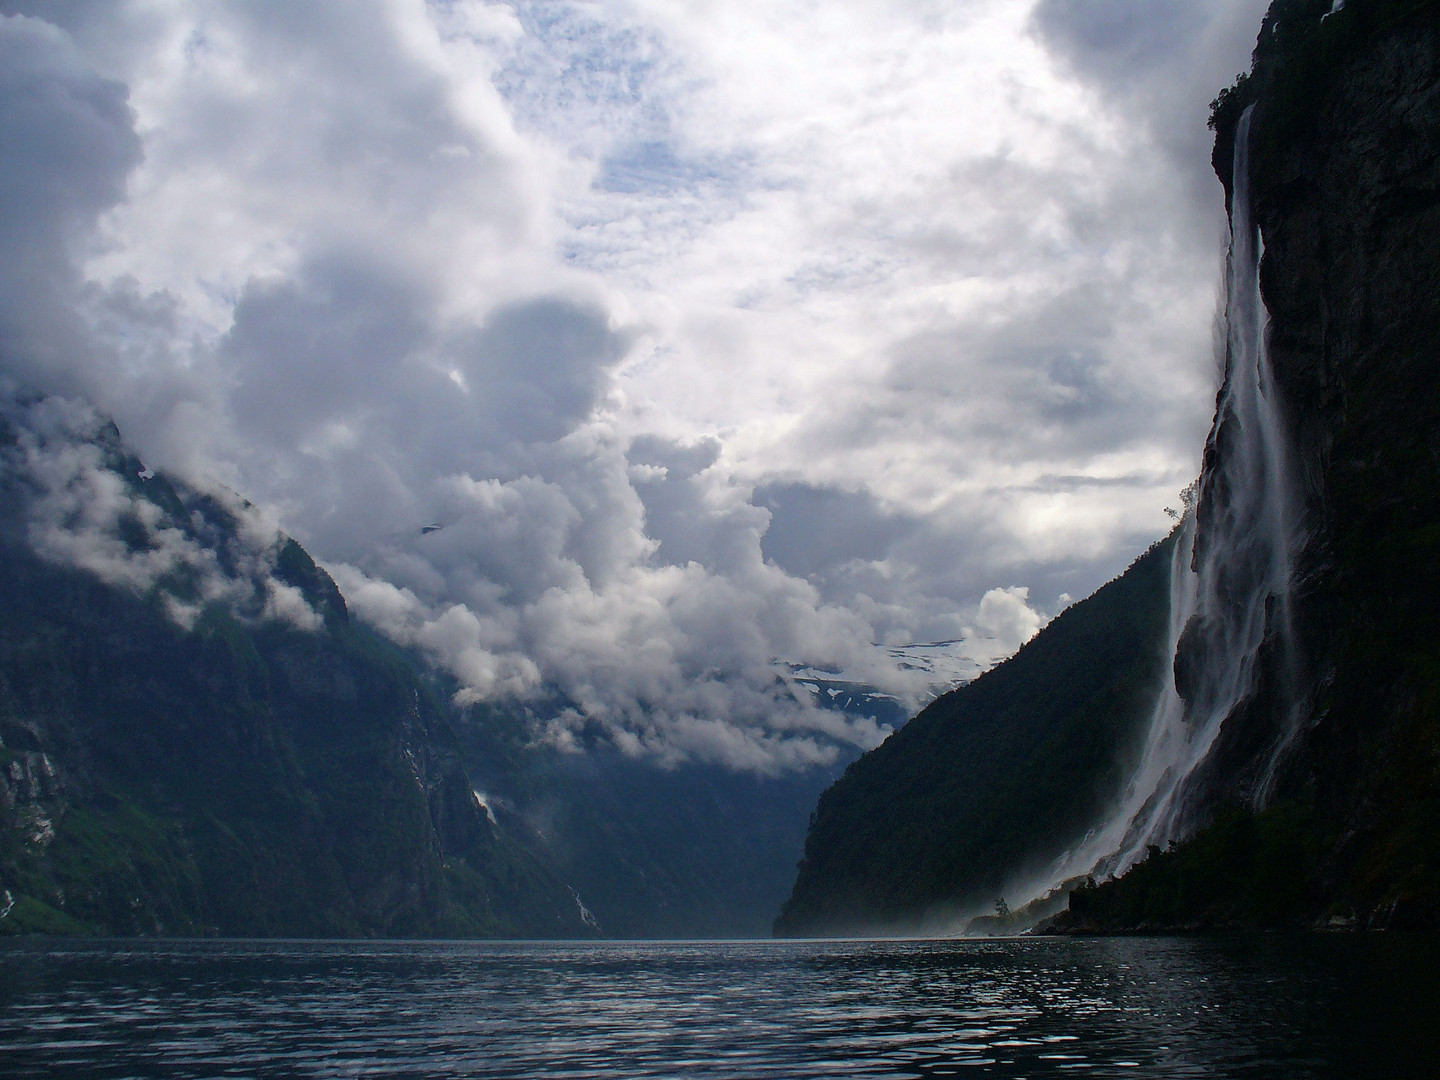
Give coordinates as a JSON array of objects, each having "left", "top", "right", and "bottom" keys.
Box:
[{"left": 2, "top": 935, "right": 1436, "bottom": 1078}]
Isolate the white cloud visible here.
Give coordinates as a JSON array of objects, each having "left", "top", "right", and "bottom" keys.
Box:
[
  {"left": 968, "top": 586, "right": 1045, "bottom": 656},
  {"left": 0, "top": 0, "right": 1271, "bottom": 771},
  {"left": 1, "top": 385, "right": 323, "bottom": 633}
]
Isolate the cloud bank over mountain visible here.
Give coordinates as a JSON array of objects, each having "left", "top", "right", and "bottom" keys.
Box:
[{"left": 0, "top": 0, "right": 1266, "bottom": 771}]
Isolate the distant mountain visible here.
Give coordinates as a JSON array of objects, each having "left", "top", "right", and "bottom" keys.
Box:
[
  {"left": 781, "top": 640, "right": 985, "bottom": 711},
  {"left": 454, "top": 708, "right": 850, "bottom": 939},
  {"left": 440, "top": 662, "right": 920, "bottom": 939},
  {"left": 0, "top": 390, "right": 592, "bottom": 937},
  {"left": 0, "top": 389, "right": 913, "bottom": 940},
  {"left": 778, "top": 666, "right": 918, "bottom": 733},
  {"left": 879, "top": 640, "right": 988, "bottom": 686}
]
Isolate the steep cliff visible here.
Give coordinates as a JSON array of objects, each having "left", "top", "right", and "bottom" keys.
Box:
[
  {"left": 1062, "top": 0, "right": 1440, "bottom": 930},
  {"left": 0, "top": 391, "right": 592, "bottom": 937}
]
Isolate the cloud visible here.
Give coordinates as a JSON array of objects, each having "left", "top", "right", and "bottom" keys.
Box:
[
  {"left": 967, "top": 586, "right": 1045, "bottom": 660},
  {"left": 0, "top": 0, "right": 1270, "bottom": 771},
  {"left": 628, "top": 434, "right": 765, "bottom": 571},
  {"left": 328, "top": 546, "right": 900, "bottom": 775},
  {"left": 755, "top": 482, "right": 921, "bottom": 582},
  {"left": 0, "top": 13, "right": 141, "bottom": 392},
  {"left": 0, "top": 385, "right": 322, "bottom": 632},
  {"left": 1029, "top": 0, "right": 1271, "bottom": 235}
]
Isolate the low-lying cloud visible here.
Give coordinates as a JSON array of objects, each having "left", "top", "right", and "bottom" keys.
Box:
[
  {"left": 0, "top": 0, "right": 1270, "bottom": 771},
  {"left": 0, "top": 386, "right": 322, "bottom": 633}
]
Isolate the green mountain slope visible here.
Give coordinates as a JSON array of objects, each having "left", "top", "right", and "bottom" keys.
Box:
[
  {"left": 0, "top": 394, "right": 591, "bottom": 937},
  {"left": 774, "top": 532, "right": 1177, "bottom": 936}
]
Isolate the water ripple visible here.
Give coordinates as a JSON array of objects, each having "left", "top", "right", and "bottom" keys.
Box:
[{"left": 0, "top": 936, "right": 1437, "bottom": 1078}]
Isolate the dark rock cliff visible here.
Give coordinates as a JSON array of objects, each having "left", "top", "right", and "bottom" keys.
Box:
[
  {"left": 1236, "top": 0, "right": 1440, "bottom": 924},
  {"left": 784, "top": 0, "right": 1440, "bottom": 937},
  {"left": 1060, "top": 0, "right": 1440, "bottom": 931}
]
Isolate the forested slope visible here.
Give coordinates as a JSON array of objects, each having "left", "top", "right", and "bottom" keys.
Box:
[{"left": 775, "top": 533, "right": 1177, "bottom": 936}]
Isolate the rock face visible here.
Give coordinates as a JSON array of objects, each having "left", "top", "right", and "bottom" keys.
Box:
[
  {"left": 0, "top": 393, "right": 592, "bottom": 937},
  {"left": 1059, "top": 0, "right": 1440, "bottom": 930},
  {"left": 1220, "top": 0, "right": 1440, "bottom": 923}
]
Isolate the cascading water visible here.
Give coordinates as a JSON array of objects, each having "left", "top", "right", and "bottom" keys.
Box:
[{"left": 1040, "top": 105, "right": 1299, "bottom": 893}]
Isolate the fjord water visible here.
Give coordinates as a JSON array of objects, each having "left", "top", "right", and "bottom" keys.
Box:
[{"left": 2, "top": 937, "right": 1437, "bottom": 1078}]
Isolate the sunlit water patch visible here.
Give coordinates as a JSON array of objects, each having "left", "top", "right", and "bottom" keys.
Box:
[{"left": 1, "top": 936, "right": 1436, "bottom": 1078}]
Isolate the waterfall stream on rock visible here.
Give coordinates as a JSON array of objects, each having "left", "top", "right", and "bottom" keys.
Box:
[{"left": 1034, "top": 105, "right": 1299, "bottom": 899}]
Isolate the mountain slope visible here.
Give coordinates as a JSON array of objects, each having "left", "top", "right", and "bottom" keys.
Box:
[
  {"left": 774, "top": 533, "right": 1178, "bottom": 936},
  {"left": 0, "top": 391, "right": 591, "bottom": 937},
  {"left": 456, "top": 714, "right": 848, "bottom": 938},
  {"left": 0, "top": 388, "right": 891, "bottom": 940}
]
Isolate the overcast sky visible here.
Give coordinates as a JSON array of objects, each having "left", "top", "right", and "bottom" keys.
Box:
[{"left": 0, "top": 0, "right": 1270, "bottom": 772}]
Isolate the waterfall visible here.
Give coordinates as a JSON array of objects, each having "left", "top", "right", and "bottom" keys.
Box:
[{"left": 1040, "top": 105, "right": 1299, "bottom": 894}]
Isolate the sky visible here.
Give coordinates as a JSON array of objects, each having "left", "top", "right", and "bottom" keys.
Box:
[{"left": 0, "top": 0, "right": 1270, "bottom": 773}]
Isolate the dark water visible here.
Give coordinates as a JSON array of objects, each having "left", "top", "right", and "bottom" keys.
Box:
[{"left": 1, "top": 936, "right": 1437, "bottom": 1079}]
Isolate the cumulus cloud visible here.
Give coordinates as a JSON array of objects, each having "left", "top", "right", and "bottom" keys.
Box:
[{"left": 0, "top": 0, "right": 1269, "bottom": 771}]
